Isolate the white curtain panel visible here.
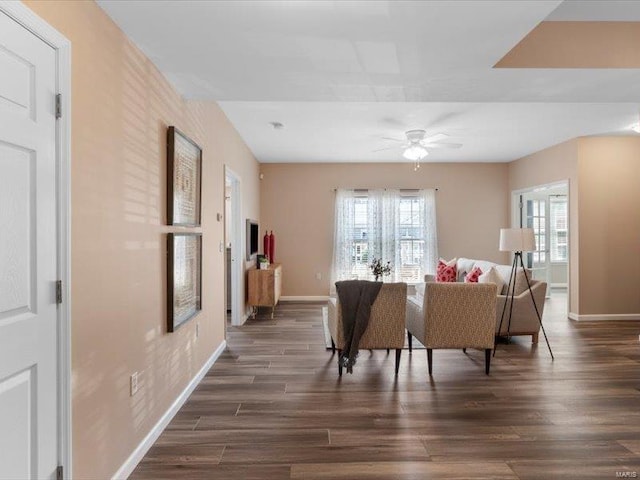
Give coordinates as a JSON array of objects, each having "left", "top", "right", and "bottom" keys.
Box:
[
  {"left": 420, "top": 188, "right": 438, "bottom": 276},
  {"left": 330, "top": 189, "right": 356, "bottom": 294},
  {"left": 381, "top": 189, "right": 400, "bottom": 279}
]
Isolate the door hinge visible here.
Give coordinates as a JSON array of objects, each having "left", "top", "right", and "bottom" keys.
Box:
[
  {"left": 56, "top": 280, "right": 63, "bottom": 305},
  {"left": 56, "top": 465, "right": 63, "bottom": 480},
  {"left": 55, "top": 94, "right": 62, "bottom": 119}
]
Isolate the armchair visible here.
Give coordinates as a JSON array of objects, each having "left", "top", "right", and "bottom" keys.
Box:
[
  {"left": 406, "top": 282, "right": 497, "bottom": 375},
  {"left": 328, "top": 282, "right": 407, "bottom": 376}
]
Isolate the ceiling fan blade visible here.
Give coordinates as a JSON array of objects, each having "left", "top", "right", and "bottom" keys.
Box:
[
  {"left": 372, "top": 145, "right": 399, "bottom": 152},
  {"left": 381, "top": 136, "right": 405, "bottom": 143},
  {"left": 421, "top": 133, "right": 449, "bottom": 143},
  {"left": 424, "top": 142, "right": 463, "bottom": 149}
]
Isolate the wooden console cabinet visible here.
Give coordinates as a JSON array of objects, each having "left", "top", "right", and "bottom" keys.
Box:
[{"left": 247, "top": 263, "right": 282, "bottom": 318}]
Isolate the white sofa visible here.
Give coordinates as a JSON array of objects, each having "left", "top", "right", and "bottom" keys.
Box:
[{"left": 412, "top": 257, "right": 547, "bottom": 343}]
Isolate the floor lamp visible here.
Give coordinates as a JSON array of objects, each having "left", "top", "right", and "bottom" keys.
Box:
[{"left": 494, "top": 228, "right": 554, "bottom": 359}]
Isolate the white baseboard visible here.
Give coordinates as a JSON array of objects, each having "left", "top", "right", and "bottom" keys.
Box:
[
  {"left": 280, "top": 296, "right": 330, "bottom": 301},
  {"left": 111, "top": 340, "right": 227, "bottom": 480},
  {"left": 569, "top": 312, "right": 640, "bottom": 321}
]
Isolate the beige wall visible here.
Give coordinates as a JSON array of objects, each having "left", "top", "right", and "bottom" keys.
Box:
[
  {"left": 23, "top": 1, "right": 259, "bottom": 478},
  {"left": 577, "top": 137, "right": 640, "bottom": 315},
  {"left": 260, "top": 163, "right": 509, "bottom": 297},
  {"left": 509, "top": 139, "right": 579, "bottom": 314},
  {"left": 509, "top": 137, "right": 640, "bottom": 317}
]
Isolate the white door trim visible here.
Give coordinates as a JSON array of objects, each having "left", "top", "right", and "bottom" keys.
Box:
[
  {"left": 0, "top": 2, "right": 72, "bottom": 477},
  {"left": 225, "top": 167, "right": 245, "bottom": 326}
]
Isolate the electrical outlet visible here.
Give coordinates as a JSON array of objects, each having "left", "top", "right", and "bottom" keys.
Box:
[
  {"left": 130, "top": 372, "right": 139, "bottom": 396},
  {"left": 316, "top": 272, "right": 322, "bottom": 280}
]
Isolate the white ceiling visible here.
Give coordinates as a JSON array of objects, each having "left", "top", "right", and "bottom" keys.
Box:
[
  {"left": 219, "top": 102, "right": 638, "bottom": 163},
  {"left": 97, "top": 0, "right": 640, "bottom": 163},
  {"left": 546, "top": 1, "right": 640, "bottom": 21}
]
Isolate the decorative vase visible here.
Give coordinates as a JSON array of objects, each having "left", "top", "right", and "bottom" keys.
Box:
[
  {"left": 268, "top": 231, "right": 275, "bottom": 263},
  {"left": 263, "top": 231, "right": 270, "bottom": 263}
]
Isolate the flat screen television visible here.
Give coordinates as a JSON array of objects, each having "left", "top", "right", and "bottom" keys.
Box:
[{"left": 246, "top": 219, "right": 259, "bottom": 261}]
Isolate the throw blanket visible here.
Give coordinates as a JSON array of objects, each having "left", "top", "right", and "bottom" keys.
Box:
[{"left": 335, "top": 280, "right": 383, "bottom": 374}]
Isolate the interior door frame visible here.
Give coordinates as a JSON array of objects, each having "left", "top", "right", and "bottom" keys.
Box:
[
  {"left": 0, "top": 2, "right": 72, "bottom": 477},
  {"left": 225, "top": 166, "right": 245, "bottom": 327}
]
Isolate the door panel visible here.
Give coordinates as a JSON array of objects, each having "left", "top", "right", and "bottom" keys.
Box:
[
  {"left": 0, "top": 367, "right": 36, "bottom": 479},
  {"left": 0, "top": 143, "right": 35, "bottom": 321},
  {"left": 0, "top": 11, "right": 58, "bottom": 480},
  {"left": 523, "top": 196, "right": 550, "bottom": 286},
  {"left": 0, "top": 44, "right": 35, "bottom": 119}
]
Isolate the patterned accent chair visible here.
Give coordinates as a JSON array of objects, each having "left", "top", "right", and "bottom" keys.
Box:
[
  {"left": 328, "top": 282, "right": 407, "bottom": 375},
  {"left": 406, "top": 282, "right": 497, "bottom": 375}
]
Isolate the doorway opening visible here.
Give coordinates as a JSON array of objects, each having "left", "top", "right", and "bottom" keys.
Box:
[
  {"left": 225, "top": 167, "right": 244, "bottom": 327},
  {"left": 511, "top": 181, "right": 569, "bottom": 315}
]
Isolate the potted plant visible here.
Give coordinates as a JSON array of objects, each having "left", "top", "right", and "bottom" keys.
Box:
[{"left": 369, "top": 258, "right": 392, "bottom": 282}]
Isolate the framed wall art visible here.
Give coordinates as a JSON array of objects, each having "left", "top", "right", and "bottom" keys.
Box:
[
  {"left": 167, "top": 126, "right": 202, "bottom": 226},
  {"left": 167, "top": 232, "right": 202, "bottom": 332}
]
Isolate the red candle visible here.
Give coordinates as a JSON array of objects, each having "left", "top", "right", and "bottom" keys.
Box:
[
  {"left": 263, "top": 230, "right": 270, "bottom": 263},
  {"left": 268, "top": 231, "right": 275, "bottom": 263}
]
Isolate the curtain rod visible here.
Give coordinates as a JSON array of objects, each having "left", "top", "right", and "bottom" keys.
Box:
[{"left": 332, "top": 187, "right": 438, "bottom": 192}]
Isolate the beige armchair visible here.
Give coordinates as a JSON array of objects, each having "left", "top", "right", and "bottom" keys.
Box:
[
  {"left": 328, "top": 282, "right": 407, "bottom": 376},
  {"left": 406, "top": 282, "right": 497, "bottom": 375},
  {"left": 425, "top": 273, "right": 547, "bottom": 343}
]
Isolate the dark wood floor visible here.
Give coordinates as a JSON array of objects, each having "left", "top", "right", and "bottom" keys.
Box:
[{"left": 131, "top": 293, "right": 640, "bottom": 479}]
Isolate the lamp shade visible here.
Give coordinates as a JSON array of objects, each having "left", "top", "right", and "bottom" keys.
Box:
[{"left": 499, "top": 228, "right": 536, "bottom": 252}]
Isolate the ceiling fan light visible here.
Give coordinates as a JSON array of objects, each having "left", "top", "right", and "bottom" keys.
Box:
[{"left": 403, "top": 145, "right": 428, "bottom": 161}]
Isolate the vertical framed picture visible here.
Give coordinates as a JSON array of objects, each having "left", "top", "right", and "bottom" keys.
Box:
[
  {"left": 167, "top": 126, "right": 202, "bottom": 226},
  {"left": 167, "top": 233, "right": 202, "bottom": 332}
]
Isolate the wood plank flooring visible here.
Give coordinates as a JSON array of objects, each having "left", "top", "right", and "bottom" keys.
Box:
[{"left": 130, "top": 293, "right": 640, "bottom": 479}]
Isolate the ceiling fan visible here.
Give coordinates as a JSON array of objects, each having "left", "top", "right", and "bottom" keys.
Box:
[{"left": 374, "top": 129, "right": 462, "bottom": 170}]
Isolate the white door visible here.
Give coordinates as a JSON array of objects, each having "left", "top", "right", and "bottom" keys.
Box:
[
  {"left": 524, "top": 195, "right": 550, "bottom": 281},
  {"left": 0, "top": 11, "right": 59, "bottom": 480}
]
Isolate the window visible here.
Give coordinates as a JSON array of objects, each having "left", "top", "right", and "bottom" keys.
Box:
[
  {"left": 331, "top": 189, "right": 437, "bottom": 285},
  {"left": 526, "top": 198, "right": 546, "bottom": 265},
  {"left": 398, "top": 196, "right": 425, "bottom": 282},
  {"left": 550, "top": 196, "right": 568, "bottom": 262}
]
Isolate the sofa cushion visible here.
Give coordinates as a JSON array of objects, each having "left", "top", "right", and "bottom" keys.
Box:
[
  {"left": 473, "top": 260, "right": 498, "bottom": 277},
  {"left": 464, "top": 266, "right": 483, "bottom": 283},
  {"left": 478, "top": 266, "right": 505, "bottom": 294},
  {"left": 493, "top": 265, "right": 533, "bottom": 295},
  {"left": 513, "top": 268, "right": 531, "bottom": 296},
  {"left": 494, "top": 265, "right": 513, "bottom": 289},
  {"left": 456, "top": 257, "right": 476, "bottom": 281},
  {"left": 436, "top": 259, "right": 457, "bottom": 282}
]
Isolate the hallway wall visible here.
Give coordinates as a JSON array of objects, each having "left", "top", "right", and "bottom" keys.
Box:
[{"left": 23, "top": 1, "right": 259, "bottom": 478}]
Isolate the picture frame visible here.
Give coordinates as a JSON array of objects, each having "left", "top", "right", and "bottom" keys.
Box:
[
  {"left": 167, "top": 126, "right": 202, "bottom": 226},
  {"left": 167, "top": 232, "right": 202, "bottom": 332}
]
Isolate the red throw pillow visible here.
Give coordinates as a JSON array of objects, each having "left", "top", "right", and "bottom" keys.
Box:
[
  {"left": 436, "top": 259, "right": 457, "bottom": 282},
  {"left": 465, "top": 266, "right": 483, "bottom": 283}
]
